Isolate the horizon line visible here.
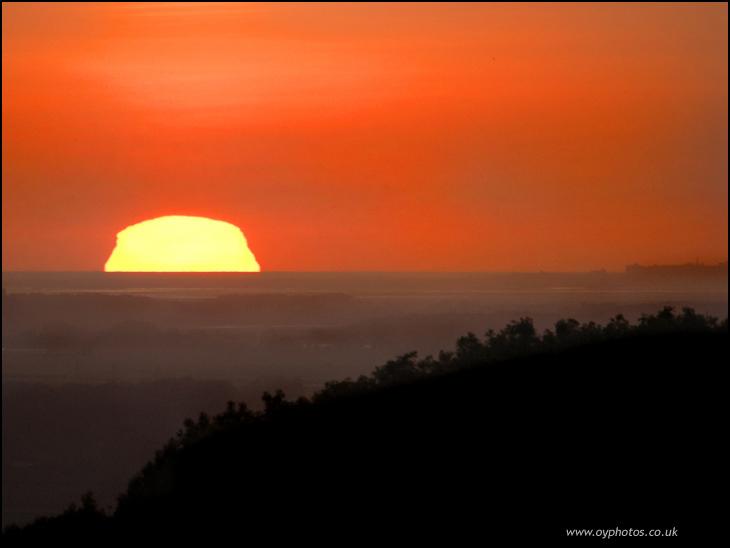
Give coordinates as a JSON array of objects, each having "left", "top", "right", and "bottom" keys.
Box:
[{"left": 2, "top": 263, "right": 728, "bottom": 276}]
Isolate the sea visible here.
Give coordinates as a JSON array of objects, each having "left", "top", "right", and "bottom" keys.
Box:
[{"left": 2, "top": 269, "right": 727, "bottom": 308}]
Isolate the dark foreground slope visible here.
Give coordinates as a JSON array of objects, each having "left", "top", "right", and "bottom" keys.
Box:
[{"left": 6, "top": 331, "right": 726, "bottom": 542}]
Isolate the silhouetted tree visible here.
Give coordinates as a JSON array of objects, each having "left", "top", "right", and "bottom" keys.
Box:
[
  {"left": 262, "top": 389, "right": 290, "bottom": 416},
  {"left": 555, "top": 318, "right": 581, "bottom": 343},
  {"left": 455, "top": 333, "right": 484, "bottom": 364},
  {"left": 605, "top": 313, "right": 630, "bottom": 338}
]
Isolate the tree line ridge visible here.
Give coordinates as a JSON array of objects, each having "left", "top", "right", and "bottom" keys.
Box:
[{"left": 3, "top": 306, "right": 727, "bottom": 542}]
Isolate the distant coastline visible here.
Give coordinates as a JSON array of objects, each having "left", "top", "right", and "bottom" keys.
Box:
[{"left": 625, "top": 261, "right": 728, "bottom": 277}]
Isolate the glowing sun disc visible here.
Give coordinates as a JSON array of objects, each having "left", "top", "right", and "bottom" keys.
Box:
[{"left": 104, "top": 216, "right": 261, "bottom": 272}]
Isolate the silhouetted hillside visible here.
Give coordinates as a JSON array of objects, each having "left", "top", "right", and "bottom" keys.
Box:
[{"left": 4, "top": 310, "right": 726, "bottom": 542}]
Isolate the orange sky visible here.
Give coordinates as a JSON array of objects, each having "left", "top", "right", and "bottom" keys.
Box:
[{"left": 2, "top": 2, "right": 727, "bottom": 271}]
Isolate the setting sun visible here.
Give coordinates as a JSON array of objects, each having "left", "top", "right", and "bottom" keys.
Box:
[{"left": 104, "top": 216, "right": 260, "bottom": 272}]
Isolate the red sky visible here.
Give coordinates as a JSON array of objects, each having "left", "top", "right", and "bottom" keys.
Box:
[{"left": 2, "top": 2, "right": 727, "bottom": 272}]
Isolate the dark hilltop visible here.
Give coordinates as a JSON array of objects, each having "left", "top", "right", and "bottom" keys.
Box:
[{"left": 3, "top": 306, "right": 726, "bottom": 542}]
